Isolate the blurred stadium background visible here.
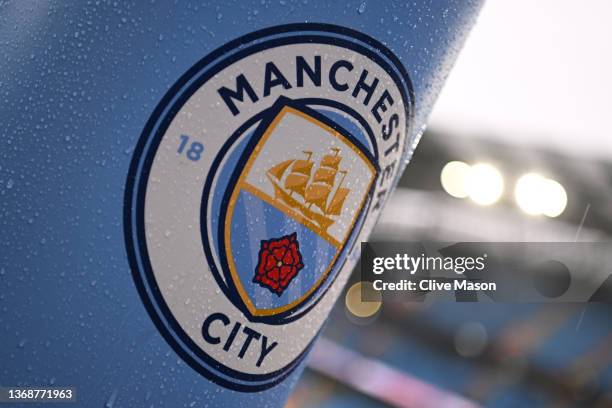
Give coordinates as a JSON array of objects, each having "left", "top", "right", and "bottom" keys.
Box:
[{"left": 287, "top": 1, "right": 612, "bottom": 407}]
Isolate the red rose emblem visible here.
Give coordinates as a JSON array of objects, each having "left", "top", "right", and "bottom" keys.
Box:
[{"left": 253, "top": 232, "right": 304, "bottom": 296}]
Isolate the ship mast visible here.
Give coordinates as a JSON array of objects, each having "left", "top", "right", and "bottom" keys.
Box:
[{"left": 284, "top": 151, "right": 313, "bottom": 198}]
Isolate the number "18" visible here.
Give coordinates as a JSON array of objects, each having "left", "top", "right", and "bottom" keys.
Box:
[{"left": 177, "top": 134, "right": 204, "bottom": 161}]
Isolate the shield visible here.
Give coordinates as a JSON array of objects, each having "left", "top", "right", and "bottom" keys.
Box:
[{"left": 220, "top": 98, "right": 377, "bottom": 320}]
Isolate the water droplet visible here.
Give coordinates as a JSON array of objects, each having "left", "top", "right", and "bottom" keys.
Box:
[
  {"left": 358, "top": 1, "right": 367, "bottom": 14},
  {"left": 6, "top": 179, "right": 14, "bottom": 189},
  {"left": 105, "top": 390, "right": 118, "bottom": 408}
]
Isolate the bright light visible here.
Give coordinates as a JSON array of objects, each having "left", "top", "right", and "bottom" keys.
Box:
[
  {"left": 542, "top": 179, "right": 567, "bottom": 217},
  {"left": 441, "top": 161, "right": 471, "bottom": 198},
  {"left": 466, "top": 163, "right": 504, "bottom": 206},
  {"left": 345, "top": 281, "right": 381, "bottom": 318},
  {"left": 515, "top": 173, "right": 567, "bottom": 217},
  {"left": 515, "top": 173, "right": 544, "bottom": 215}
]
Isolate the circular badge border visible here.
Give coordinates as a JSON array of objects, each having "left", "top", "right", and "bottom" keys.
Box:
[{"left": 124, "top": 23, "right": 414, "bottom": 392}]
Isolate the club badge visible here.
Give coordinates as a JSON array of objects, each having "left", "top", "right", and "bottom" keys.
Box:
[{"left": 125, "top": 23, "right": 413, "bottom": 391}]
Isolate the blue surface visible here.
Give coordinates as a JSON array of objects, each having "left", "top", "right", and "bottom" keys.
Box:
[
  {"left": 0, "top": 1, "right": 481, "bottom": 406},
  {"left": 485, "top": 384, "right": 550, "bottom": 408},
  {"left": 531, "top": 305, "right": 612, "bottom": 371}
]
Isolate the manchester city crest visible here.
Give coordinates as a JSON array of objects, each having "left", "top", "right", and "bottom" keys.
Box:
[
  {"left": 215, "top": 97, "right": 378, "bottom": 323},
  {"left": 125, "top": 24, "right": 413, "bottom": 391}
]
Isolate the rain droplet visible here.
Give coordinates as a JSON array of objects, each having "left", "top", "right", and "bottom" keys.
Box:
[
  {"left": 105, "top": 390, "right": 118, "bottom": 408},
  {"left": 358, "top": 1, "right": 367, "bottom": 14}
]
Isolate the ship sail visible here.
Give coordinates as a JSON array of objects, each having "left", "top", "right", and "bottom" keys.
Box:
[
  {"left": 304, "top": 184, "right": 332, "bottom": 211},
  {"left": 291, "top": 159, "right": 313, "bottom": 175},
  {"left": 320, "top": 154, "right": 341, "bottom": 170},
  {"left": 313, "top": 167, "right": 336, "bottom": 186},
  {"left": 273, "top": 151, "right": 312, "bottom": 198},
  {"left": 324, "top": 170, "right": 348, "bottom": 216},
  {"left": 268, "top": 160, "right": 294, "bottom": 180},
  {"left": 305, "top": 148, "right": 341, "bottom": 211},
  {"left": 326, "top": 187, "right": 349, "bottom": 216},
  {"left": 285, "top": 173, "right": 309, "bottom": 197}
]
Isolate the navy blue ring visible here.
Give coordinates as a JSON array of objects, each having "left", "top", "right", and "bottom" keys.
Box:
[{"left": 124, "top": 23, "right": 414, "bottom": 392}]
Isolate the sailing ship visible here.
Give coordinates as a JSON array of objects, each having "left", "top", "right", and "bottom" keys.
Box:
[{"left": 266, "top": 148, "right": 351, "bottom": 231}]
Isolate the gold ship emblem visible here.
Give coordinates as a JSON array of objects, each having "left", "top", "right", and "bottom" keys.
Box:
[{"left": 266, "top": 148, "right": 350, "bottom": 231}]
